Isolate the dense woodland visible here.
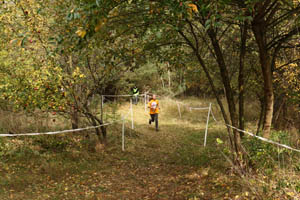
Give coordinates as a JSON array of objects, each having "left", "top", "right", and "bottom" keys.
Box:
[{"left": 1, "top": 0, "right": 300, "bottom": 199}]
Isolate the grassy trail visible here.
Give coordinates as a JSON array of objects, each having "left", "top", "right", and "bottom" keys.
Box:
[{"left": 0, "top": 99, "right": 244, "bottom": 200}]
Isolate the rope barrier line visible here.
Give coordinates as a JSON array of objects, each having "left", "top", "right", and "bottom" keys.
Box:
[
  {"left": 190, "top": 107, "right": 210, "bottom": 110},
  {"left": 226, "top": 124, "right": 300, "bottom": 153},
  {"left": 3, "top": 94, "right": 299, "bottom": 154},
  {"left": 210, "top": 108, "right": 217, "bottom": 122},
  {"left": 0, "top": 111, "right": 131, "bottom": 137},
  {"left": 176, "top": 99, "right": 300, "bottom": 153},
  {"left": 176, "top": 101, "right": 210, "bottom": 111},
  {"left": 0, "top": 120, "right": 121, "bottom": 137},
  {"left": 173, "top": 100, "right": 213, "bottom": 146},
  {"left": 102, "top": 94, "right": 146, "bottom": 97},
  {"left": 208, "top": 107, "right": 300, "bottom": 153}
]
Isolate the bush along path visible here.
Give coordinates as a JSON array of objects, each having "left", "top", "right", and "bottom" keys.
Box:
[{"left": 0, "top": 99, "right": 299, "bottom": 199}]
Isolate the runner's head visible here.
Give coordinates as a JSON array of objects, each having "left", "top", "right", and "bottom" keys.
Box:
[{"left": 152, "top": 94, "right": 156, "bottom": 100}]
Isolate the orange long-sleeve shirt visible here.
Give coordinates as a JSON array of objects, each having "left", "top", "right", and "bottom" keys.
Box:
[{"left": 148, "top": 99, "right": 159, "bottom": 114}]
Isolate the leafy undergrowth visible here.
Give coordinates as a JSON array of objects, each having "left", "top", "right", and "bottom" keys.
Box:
[{"left": 0, "top": 98, "right": 299, "bottom": 199}]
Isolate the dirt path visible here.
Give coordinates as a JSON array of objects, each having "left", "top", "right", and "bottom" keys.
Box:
[
  {"left": 0, "top": 99, "right": 241, "bottom": 200},
  {"left": 93, "top": 100, "right": 230, "bottom": 200}
]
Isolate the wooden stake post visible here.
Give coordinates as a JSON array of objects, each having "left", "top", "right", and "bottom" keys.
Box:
[{"left": 204, "top": 103, "right": 212, "bottom": 147}]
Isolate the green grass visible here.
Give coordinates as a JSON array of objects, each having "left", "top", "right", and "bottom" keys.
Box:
[{"left": 0, "top": 98, "right": 299, "bottom": 199}]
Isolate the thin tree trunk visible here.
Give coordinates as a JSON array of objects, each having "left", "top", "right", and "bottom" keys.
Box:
[
  {"left": 69, "top": 54, "right": 79, "bottom": 129},
  {"left": 90, "top": 117, "right": 102, "bottom": 143},
  {"left": 273, "top": 95, "right": 286, "bottom": 130},
  {"left": 252, "top": 21, "right": 274, "bottom": 138},
  {"left": 71, "top": 109, "right": 79, "bottom": 129},
  {"left": 86, "top": 112, "right": 107, "bottom": 145},
  {"left": 100, "top": 95, "right": 103, "bottom": 122},
  {"left": 256, "top": 96, "right": 265, "bottom": 135},
  {"left": 83, "top": 100, "right": 107, "bottom": 145},
  {"left": 207, "top": 28, "right": 241, "bottom": 154},
  {"left": 168, "top": 69, "right": 171, "bottom": 91},
  {"left": 238, "top": 21, "right": 248, "bottom": 135},
  {"left": 177, "top": 29, "right": 235, "bottom": 154},
  {"left": 160, "top": 76, "right": 165, "bottom": 89},
  {"left": 262, "top": 62, "right": 274, "bottom": 138}
]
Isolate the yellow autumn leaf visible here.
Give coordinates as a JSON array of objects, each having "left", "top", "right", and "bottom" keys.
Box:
[
  {"left": 76, "top": 29, "right": 87, "bottom": 38},
  {"left": 286, "top": 192, "right": 295, "bottom": 196},
  {"left": 18, "top": 40, "right": 22, "bottom": 46},
  {"left": 188, "top": 4, "right": 198, "bottom": 13}
]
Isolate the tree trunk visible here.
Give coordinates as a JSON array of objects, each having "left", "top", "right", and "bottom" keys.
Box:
[
  {"left": 238, "top": 21, "right": 248, "bottom": 135},
  {"left": 262, "top": 61, "right": 274, "bottom": 138},
  {"left": 195, "top": 53, "right": 234, "bottom": 149},
  {"left": 160, "top": 76, "right": 165, "bottom": 89},
  {"left": 256, "top": 96, "right": 265, "bottom": 135},
  {"left": 89, "top": 114, "right": 107, "bottom": 145},
  {"left": 273, "top": 94, "right": 286, "bottom": 129},
  {"left": 207, "top": 29, "right": 241, "bottom": 153},
  {"left": 168, "top": 69, "right": 171, "bottom": 91},
  {"left": 71, "top": 109, "right": 79, "bottom": 129},
  {"left": 177, "top": 29, "right": 235, "bottom": 157},
  {"left": 84, "top": 103, "right": 107, "bottom": 145},
  {"left": 69, "top": 54, "right": 79, "bottom": 129},
  {"left": 252, "top": 20, "right": 274, "bottom": 138},
  {"left": 100, "top": 95, "right": 104, "bottom": 122}
]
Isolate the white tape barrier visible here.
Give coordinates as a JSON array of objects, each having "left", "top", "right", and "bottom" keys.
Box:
[
  {"left": 194, "top": 105, "right": 300, "bottom": 153},
  {"left": 176, "top": 101, "right": 210, "bottom": 112},
  {"left": 176, "top": 101, "right": 300, "bottom": 153},
  {"left": 102, "top": 94, "right": 146, "bottom": 97},
  {"left": 226, "top": 124, "right": 300, "bottom": 153},
  {"left": 0, "top": 111, "right": 132, "bottom": 137},
  {"left": 176, "top": 101, "right": 212, "bottom": 118},
  {"left": 175, "top": 101, "right": 212, "bottom": 147},
  {"left": 210, "top": 109, "right": 217, "bottom": 122},
  {"left": 190, "top": 107, "right": 210, "bottom": 110},
  {"left": 102, "top": 94, "right": 134, "bottom": 129},
  {"left": 207, "top": 108, "right": 300, "bottom": 153},
  {"left": 103, "top": 99, "right": 133, "bottom": 130}
]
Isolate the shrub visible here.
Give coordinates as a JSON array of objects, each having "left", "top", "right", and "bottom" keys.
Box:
[{"left": 244, "top": 131, "right": 295, "bottom": 169}]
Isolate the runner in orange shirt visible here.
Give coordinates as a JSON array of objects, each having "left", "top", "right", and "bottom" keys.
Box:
[{"left": 148, "top": 94, "right": 159, "bottom": 131}]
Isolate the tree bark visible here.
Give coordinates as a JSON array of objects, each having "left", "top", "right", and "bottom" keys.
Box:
[
  {"left": 86, "top": 112, "right": 107, "bottom": 145},
  {"left": 238, "top": 21, "right": 248, "bottom": 135},
  {"left": 256, "top": 96, "right": 265, "bottom": 135},
  {"left": 177, "top": 29, "right": 235, "bottom": 149},
  {"left": 273, "top": 94, "right": 286, "bottom": 130},
  {"left": 160, "top": 76, "right": 165, "bottom": 89},
  {"left": 252, "top": 19, "right": 274, "bottom": 138},
  {"left": 207, "top": 28, "right": 241, "bottom": 153},
  {"left": 71, "top": 109, "right": 79, "bottom": 129},
  {"left": 83, "top": 100, "right": 107, "bottom": 145},
  {"left": 168, "top": 69, "right": 171, "bottom": 91}
]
